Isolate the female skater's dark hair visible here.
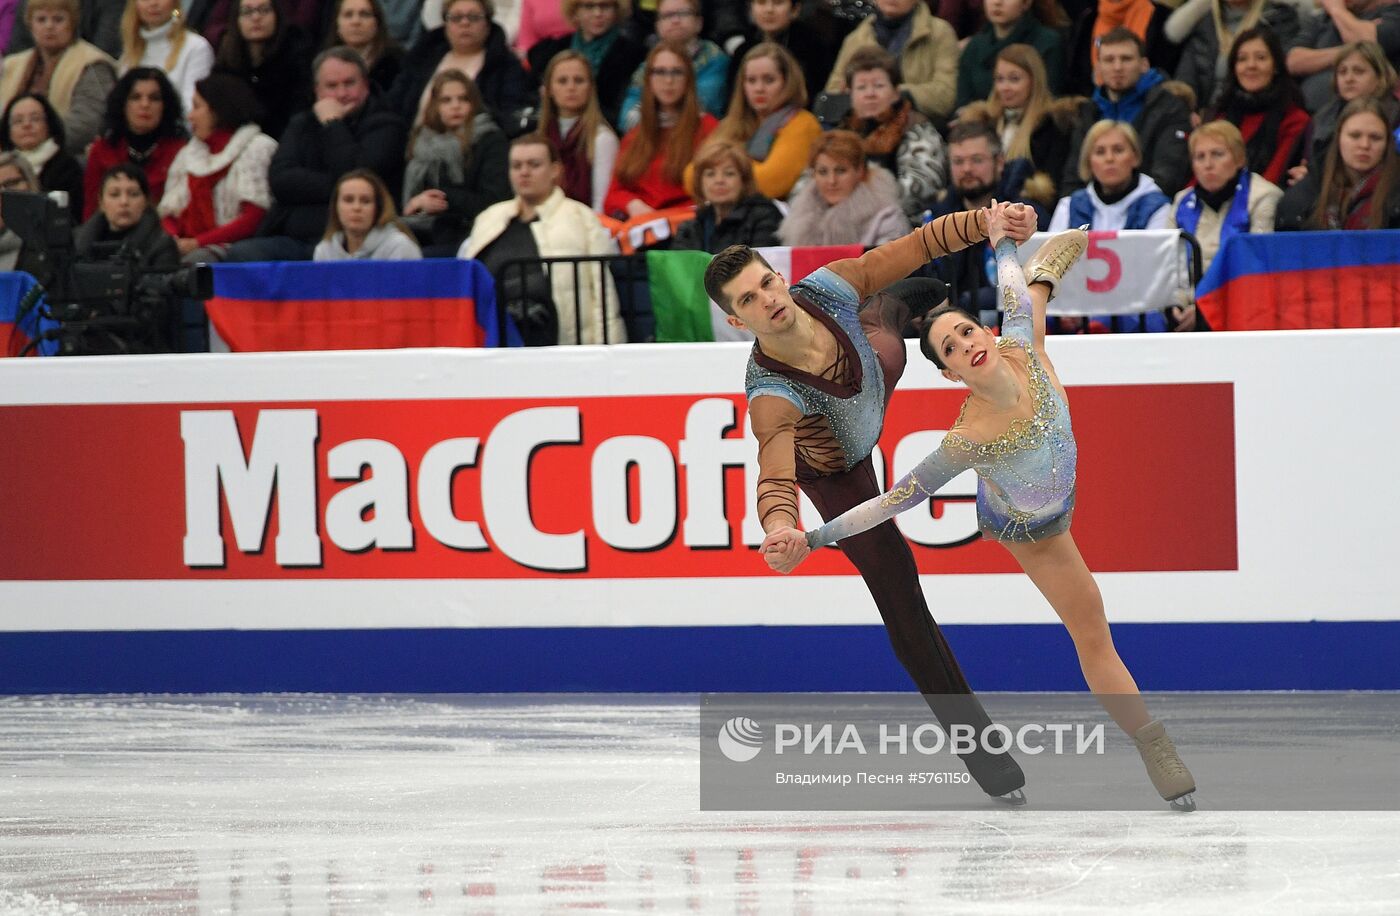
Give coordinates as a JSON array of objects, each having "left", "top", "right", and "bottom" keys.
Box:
[{"left": 915, "top": 302, "right": 984, "bottom": 369}]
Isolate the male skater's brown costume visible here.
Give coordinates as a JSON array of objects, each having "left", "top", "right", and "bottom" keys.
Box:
[{"left": 745, "top": 211, "right": 1023, "bottom": 796}]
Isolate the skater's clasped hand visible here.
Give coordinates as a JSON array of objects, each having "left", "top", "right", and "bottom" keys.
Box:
[
  {"left": 985, "top": 200, "right": 1035, "bottom": 245},
  {"left": 760, "top": 527, "right": 810, "bottom": 574}
]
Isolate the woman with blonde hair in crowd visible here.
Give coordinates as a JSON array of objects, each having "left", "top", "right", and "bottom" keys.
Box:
[
  {"left": 956, "top": 43, "right": 1079, "bottom": 211},
  {"left": 706, "top": 42, "right": 819, "bottom": 201},
  {"left": 673, "top": 139, "right": 781, "bottom": 251},
  {"left": 118, "top": 0, "right": 214, "bottom": 112},
  {"left": 778, "top": 129, "right": 909, "bottom": 246},
  {"left": 838, "top": 47, "right": 946, "bottom": 219},
  {"left": 1276, "top": 97, "right": 1400, "bottom": 231},
  {"left": 603, "top": 41, "right": 717, "bottom": 221},
  {"left": 1051, "top": 120, "right": 1171, "bottom": 231},
  {"left": 537, "top": 50, "right": 619, "bottom": 212},
  {"left": 315, "top": 167, "right": 422, "bottom": 260},
  {"left": 526, "top": 0, "right": 646, "bottom": 129},
  {"left": 401, "top": 69, "right": 510, "bottom": 255},
  {"left": 0, "top": 0, "right": 117, "bottom": 155},
  {"left": 1291, "top": 42, "right": 1398, "bottom": 185}
]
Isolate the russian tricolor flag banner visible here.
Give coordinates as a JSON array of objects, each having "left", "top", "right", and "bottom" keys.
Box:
[
  {"left": 0, "top": 271, "right": 59, "bottom": 357},
  {"left": 206, "top": 258, "right": 520, "bottom": 352},
  {"left": 647, "top": 245, "right": 863, "bottom": 343},
  {"left": 1197, "top": 230, "right": 1400, "bottom": 331}
]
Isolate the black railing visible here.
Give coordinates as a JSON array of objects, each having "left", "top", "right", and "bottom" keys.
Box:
[{"left": 493, "top": 254, "right": 651, "bottom": 347}]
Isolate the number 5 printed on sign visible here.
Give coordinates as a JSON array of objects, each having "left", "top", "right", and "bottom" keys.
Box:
[{"left": 1084, "top": 231, "right": 1123, "bottom": 293}]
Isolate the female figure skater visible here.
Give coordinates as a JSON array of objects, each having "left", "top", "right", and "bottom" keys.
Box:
[{"left": 761, "top": 211, "right": 1198, "bottom": 811}]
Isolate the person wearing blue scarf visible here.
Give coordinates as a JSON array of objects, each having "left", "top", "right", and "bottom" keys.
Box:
[{"left": 1168, "top": 119, "right": 1282, "bottom": 330}]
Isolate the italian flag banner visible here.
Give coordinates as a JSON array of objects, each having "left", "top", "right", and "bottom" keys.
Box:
[{"left": 647, "top": 245, "right": 863, "bottom": 342}]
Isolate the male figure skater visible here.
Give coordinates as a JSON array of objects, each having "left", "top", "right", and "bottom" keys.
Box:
[{"left": 703, "top": 202, "right": 1037, "bottom": 801}]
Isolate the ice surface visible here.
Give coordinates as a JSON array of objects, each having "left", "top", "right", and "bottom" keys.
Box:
[{"left": 1, "top": 695, "right": 1397, "bottom": 914}]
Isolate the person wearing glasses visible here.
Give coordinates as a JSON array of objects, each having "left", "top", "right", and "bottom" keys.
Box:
[
  {"left": 212, "top": 0, "right": 312, "bottom": 140},
  {"left": 0, "top": 0, "right": 117, "bottom": 155},
  {"left": 617, "top": 0, "right": 728, "bottom": 129},
  {"left": 526, "top": 0, "right": 647, "bottom": 129},
  {"left": 390, "top": 0, "right": 533, "bottom": 124},
  {"left": 0, "top": 150, "right": 39, "bottom": 272},
  {"left": 185, "top": 0, "right": 323, "bottom": 54},
  {"left": 0, "top": 91, "right": 82, "bottom": 217}
]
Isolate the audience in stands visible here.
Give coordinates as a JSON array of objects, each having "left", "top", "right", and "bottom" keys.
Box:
[
  {"left": 75, "top": 161, "right": 179, "bottom": 270},
  {"left": 1, "top": 91, "right": 80, "bottom": 216},
  {"left": 401, "top": 69, "right": 510, "bottom": 255},
  {"left": 957, "top": 0, "right": 1067, "bottom": 107},
  {"left": 1276, "top": 95, "right": 1400, "bottom": 229},
  {"left": 707, "top": 42, "right": 819, "bottom": 200},
  {"left": 726, "top": 0, "right": 835, "bottom": 105},
  {"left": 157, "top": 72, "right": 275, "bottom": 262},
  {"left": 0, "top": 0, "right": 117, "bottom": 155},
  {"left": 514, "top": 0, "right": 573, "bottom": 58},
  {"left": 1169, "top": 118, "right": 1280, "bottom": 272},
  {"left": 526, "top": 0, "right": 646, "bottom": 130},
  {"left": 827, "top": 0, "right": 960, "bottom": 120},
  {"left": 324, "top": 0, "right": 403, "bottom": 97},
  {"left": 6, "top": 0, "right": 123, "bottom": 59},
  {"left": 618, "top": 0, "right": 728, "bottom": 129},
  {"left": 314, "top": 167, "right": 422, "bottom": 260},
  {"left": 392, "top": 0, "right": 533, "bottom": 124},
  {"left": 462, "top": 132, "right": 627, "bottom": 345},
  {"left": 604, "top": 41, "right": 717, "bottom": 219},
  {"left": 926, "top": 121, "right": 1047, "bottom": 316},
  {"left": 83, "top": 66, "right": 185, "bottom": 219},
  {"left": 0, "top": 150, "right": 38, "bottom": 270},
  {"left": 1168, "top": 0, "right": 1300, "bottom": 110},
  {"left": 537, "top": 49, "right": 619, "bottom": 211},
  {"left": 1294, "top": 40, "right": 1397, "bottom": 183},
  {"left": 119, "top": 0, "right": 215, "bottom": 112},
  {"left": 1051, "top": 119, "right": 1171, "bottom": 230},
  {"left": 1063, "top": 27, "right": 1192, "bottom": 197},
  {"left": 1205, "top": 26, "right": 1309, "bottom": 187},
  {"left": 838, "top": 47, "right": 946, "bottom": 219},
  {"left": 187, "top": 0, "right": 322, "bottom": 54},
  {"left": 226, "top": 46, "right": 406, "bottom": 261},
  {"left": 673, "top": 138, "right": 781, "bottom": 250},
  {"left": 1285, "top": 0, "right": 1400, "bottom": 112},
  {"left": 779, "top": 128, "right": 909, "bottom": 246},
  {"left": 211, "top": 0, "right": 312, "bottom": 140}
]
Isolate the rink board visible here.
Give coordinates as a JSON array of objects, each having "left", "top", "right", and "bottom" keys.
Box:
[{"left": 1, "top": 331, "right": 1397, "bottom": 692}]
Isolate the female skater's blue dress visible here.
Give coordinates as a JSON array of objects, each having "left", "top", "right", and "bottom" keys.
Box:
[{"left": 806, "top": 239, "right": 1077, "bottom": 546}]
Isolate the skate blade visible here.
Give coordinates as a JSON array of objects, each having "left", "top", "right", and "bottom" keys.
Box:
[
  {"left": 990, "top": 788, "right": 1027, "bottom": 807},
  {"left": 1168, "top": 792, "right": 1197, "bottom": 813}
]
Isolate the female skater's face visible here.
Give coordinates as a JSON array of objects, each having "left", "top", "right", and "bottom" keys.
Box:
[{"left": 928, "top": 312, "right": 998, "bottom": 381}]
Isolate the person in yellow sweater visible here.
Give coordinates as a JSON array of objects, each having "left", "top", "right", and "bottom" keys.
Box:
[{"left": 698, "top": 42, "right": 820, "bottom": 201}]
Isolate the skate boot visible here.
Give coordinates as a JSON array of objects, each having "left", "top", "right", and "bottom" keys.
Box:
[
  {"left": 1024, "top": 226, "right": 1089, "bottom": 300},
  {"left": 964, "top": 745, "right": 1027, "bottom": 806},
  {"left": 1133, "top": 720, "right": 1196, "bottom": 812}
]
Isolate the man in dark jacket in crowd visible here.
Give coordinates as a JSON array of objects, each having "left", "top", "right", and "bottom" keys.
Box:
[
  {"left": 1061, "top": 27, "right": 1192, "bottom": 198},
  {"left": 925, "top": 121, "right": 1048, "bottom": 321},
  {"left": 225, "top": 47, "right": 407, "bottom": 262}
]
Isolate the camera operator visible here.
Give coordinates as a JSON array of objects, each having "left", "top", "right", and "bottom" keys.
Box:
[
  {"left": 0, "top": 151, "right": 39, "bottom": 271},
  {"left": 75, "top": 162, "right": 178, "bottom": 271}
]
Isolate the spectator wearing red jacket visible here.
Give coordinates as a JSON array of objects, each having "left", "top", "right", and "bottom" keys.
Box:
[{"left": 83, "top": 66, "right": 187, "bottom": 219}]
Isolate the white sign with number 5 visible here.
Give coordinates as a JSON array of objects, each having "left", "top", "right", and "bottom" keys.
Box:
[{"left": 1016, "top": 230, "right": 1191, "bottom": 316}]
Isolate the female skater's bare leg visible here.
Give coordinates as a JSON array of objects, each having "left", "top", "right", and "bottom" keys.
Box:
[{"left": 1001, "top": 532, "right": 1151, "bottom": 735}]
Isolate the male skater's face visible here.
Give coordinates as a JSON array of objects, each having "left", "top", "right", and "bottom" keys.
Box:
[{"left": 723, "top": 260, "right": 797, "bottom": 335}]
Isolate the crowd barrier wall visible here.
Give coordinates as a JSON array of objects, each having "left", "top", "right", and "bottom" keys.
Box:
[{"left": 1, "top": 330, "right": 1396, "bottom": 693}]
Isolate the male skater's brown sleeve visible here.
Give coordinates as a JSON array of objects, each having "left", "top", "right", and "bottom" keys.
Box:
[
  {"left": 750, "top": 396, "right": 803, "bottom": 532},
  {"left": 826, "top": 209, "right": 989, "bottom": 300}
]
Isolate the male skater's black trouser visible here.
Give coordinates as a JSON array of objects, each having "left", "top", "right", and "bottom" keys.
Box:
[{"left": 800, "top": 459, "right": 1025, "bottom": 797}]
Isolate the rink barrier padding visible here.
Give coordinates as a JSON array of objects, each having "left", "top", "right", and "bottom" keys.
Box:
[{"left": 0, "top": 622, "right": 1396, "bottom": 693}]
